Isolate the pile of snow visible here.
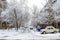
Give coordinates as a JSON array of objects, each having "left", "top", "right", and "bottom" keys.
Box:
[
  {"left": 31, "top": 30, "right": 60, "bottom": 39},
  {"left": 0, "top": 28, "right": 60, "bottom": 40}
]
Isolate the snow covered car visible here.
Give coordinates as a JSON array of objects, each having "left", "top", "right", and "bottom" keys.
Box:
[{"left": 41, "top": 26, "right": 59, "bottom": 34}]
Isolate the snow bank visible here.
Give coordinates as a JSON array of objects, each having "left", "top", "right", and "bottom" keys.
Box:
[{"left": 0, "top": 29, "right": 60, "bottom": 40}]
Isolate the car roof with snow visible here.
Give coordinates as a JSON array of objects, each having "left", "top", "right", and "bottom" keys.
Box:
[{"left": 46, "top": 26, "right": 54, "bottom": 28}]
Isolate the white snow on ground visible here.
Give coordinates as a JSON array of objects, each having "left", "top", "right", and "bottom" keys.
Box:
[{"left": 0, "top": 28, "right": 60, "bottom": 40}]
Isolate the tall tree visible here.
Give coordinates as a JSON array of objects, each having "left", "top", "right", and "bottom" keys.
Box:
[
  {"left": 0, "top": 0, "right": 7, "bottom": 28},
  {"left": 47, "top": 0, "right": 57, "bottom": 25},
  {"left": 40, "top": 0, "right": 57, "bottom": 26},
  {"left": 13, "top": 9, "right": 18, "bottom": 30}
]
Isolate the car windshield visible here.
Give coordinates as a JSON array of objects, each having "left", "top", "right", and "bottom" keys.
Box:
[
  {"left": 51, "top": 28, "right": 53, "bottom": 29},
  {"left": 47, "top": 28, "right": 50, "bottom": 29}
]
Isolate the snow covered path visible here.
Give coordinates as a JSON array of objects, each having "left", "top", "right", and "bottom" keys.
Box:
[{"left": 0, "top": 29, "right": 60, "bottom": 40}]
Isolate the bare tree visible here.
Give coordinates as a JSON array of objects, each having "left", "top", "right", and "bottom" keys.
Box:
[
  {"left": 31, "top": 5, "right": 40, "bottom": 27},
  {"left": 13, "top": 9, "right": 18, "bottom": 30},
  {"left": 39, "top": 0, "right": 57, "bottom": 26},
  {"left": 46, "top": 0, "right": 57, "bottom": 25},
  {"left": 0, "top": 0, "right": 7, "bottom": 28}
]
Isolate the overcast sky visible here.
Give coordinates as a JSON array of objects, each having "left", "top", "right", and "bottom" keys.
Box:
[
  {"left": 6, "top": 0, "right": 48, "bottom": 9},
  {"left": 53, "top": 0, "right": 60, "bottom": 11}
]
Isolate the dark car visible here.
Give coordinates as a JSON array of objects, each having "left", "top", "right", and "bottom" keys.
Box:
[{"left": 37, "top": 26, "right": 44, "bottom": 31}]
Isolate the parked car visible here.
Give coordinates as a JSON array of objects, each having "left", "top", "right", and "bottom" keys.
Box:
[
  {"left": 41, "top": 26, "right": 59, "bottom": 34},
  {"left": 37, "top": 26, "right": 44, "bottom": 31}
]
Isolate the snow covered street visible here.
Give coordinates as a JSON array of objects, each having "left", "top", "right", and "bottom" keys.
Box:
[
  {"left": 0, "top": 0, "right": 60, "bottom": 40},
  {"left": 0, "top": 29, "right": 60, "bottom": 40}
]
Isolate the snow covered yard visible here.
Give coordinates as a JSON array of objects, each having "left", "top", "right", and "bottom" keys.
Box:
[{"left": 0, "top": 29, "right": 60, "bottom": 40}]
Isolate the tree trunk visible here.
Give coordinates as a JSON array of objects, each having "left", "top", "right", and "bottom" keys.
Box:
[
  {"left": 0, "top": 9, "right": 2, "bottom": 28},
  {"left": 14, "top": 9, "right": 18, "bottom": 30}
]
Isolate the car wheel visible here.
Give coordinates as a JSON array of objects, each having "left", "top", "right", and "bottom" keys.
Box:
[{"left": 41, "top": 31, "right": 46, "bottom": 34}]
